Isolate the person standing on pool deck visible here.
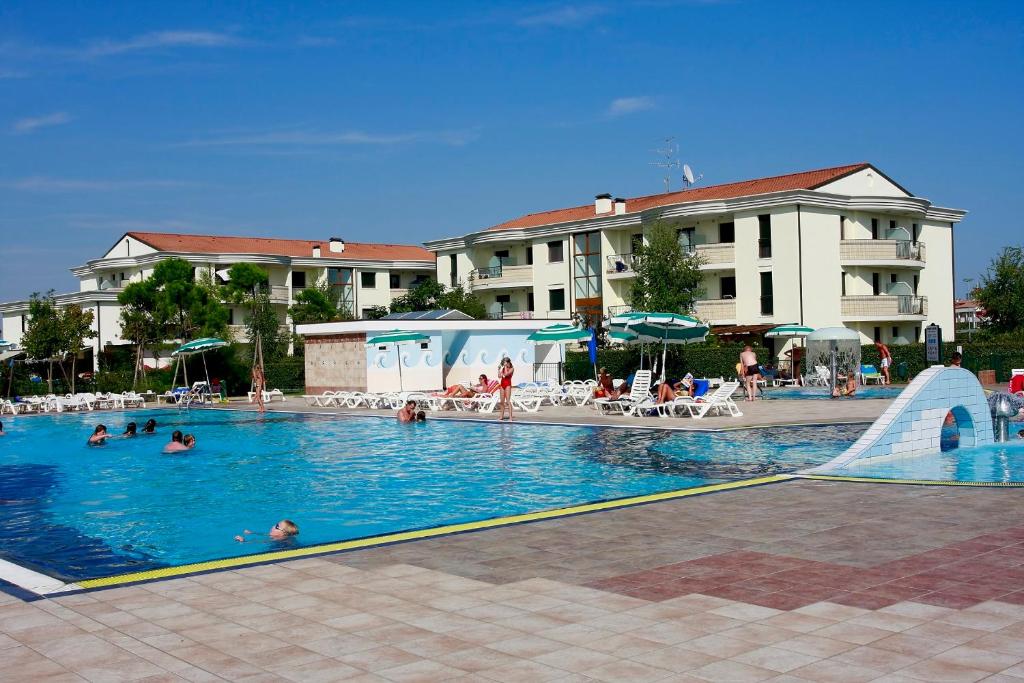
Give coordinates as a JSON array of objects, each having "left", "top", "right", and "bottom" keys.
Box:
[
  {"left": 875, "top": 340, "right": 893, "bottom": 384},
  {"left": 739, "top": 345, "right": 760, "bottom": 401},
  {"left": 498, "top": 356, "right": 514, "bottom": 421}
]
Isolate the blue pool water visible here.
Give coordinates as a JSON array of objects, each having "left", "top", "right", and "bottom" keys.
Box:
[
  {"left": 0, "top": 410, "right": 861, "bottom": 581},
  {"left": 840, "top": 439, "right": 1024, "bottom": 482},
  {"left": 762, "top": 386, "right": 903, "bottom": 400}
]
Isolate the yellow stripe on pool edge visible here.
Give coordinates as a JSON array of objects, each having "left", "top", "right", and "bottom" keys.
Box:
[
  {"left": 797, "top": 474, "right": 1024, "bottom": 487},
  {"left": 76, "top": 474, "right": 792, "bottom": 589}
]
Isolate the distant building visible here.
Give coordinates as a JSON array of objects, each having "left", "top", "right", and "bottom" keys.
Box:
[
  {"left": 425, "top": 163, "right": 965, "bottom": 351},
  {"left": 954, "top": 299, "right": 985, "bottom": 331},
  {"left": 0, "top": 231, "right": 436, "bottom": 369}
]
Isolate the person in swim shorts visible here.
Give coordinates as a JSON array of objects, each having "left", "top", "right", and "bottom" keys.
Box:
[
  {"left": 875, "top": 340, "right": 892, "bottom": 384},
  {"left": 739, "top": 345, "right": 760, "bottom": 401}
]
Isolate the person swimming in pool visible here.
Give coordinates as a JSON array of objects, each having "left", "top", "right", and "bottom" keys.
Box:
[
  {"left": 235, "top": 519, "right": 299, "bottom": 543},
  {"left": 88, "top": 424, "right": 110, "bottom": 446},
  {"left": 183, "top": 434, "right": 196, "bottom": 449},
  {"left": 415, "top": 410, "right": 426, "bottom": 422},
  {"left": 142, "top": 419, "right": 157, "bottom": 434},
  {"left": 397, "top": 400, "right": 417, "bottom": 423},
  {"left": 0, "top": 421, "right": 5, "bottom": 436},
  {"left": 122, "top": 422, "right": 137, "bottom": 437},
  {"left": 163, "top": 430, "right": 191, "bottom": 453}
]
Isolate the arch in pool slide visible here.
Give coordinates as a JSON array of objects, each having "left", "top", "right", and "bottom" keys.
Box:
[{"left": 810, "top": 365, "right": 994, "bottom": 472}]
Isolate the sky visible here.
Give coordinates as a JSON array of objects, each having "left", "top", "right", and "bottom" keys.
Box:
[{"left": 1, "top": 0, "right": 1022, "bottom": 306}]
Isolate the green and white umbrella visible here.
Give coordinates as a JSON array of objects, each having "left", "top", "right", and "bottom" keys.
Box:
[
  {"left": 171, "top": 337, "right": 228, "bottom": 356},
  {"left": 764, "top": 325, "right": 814, "bottom": 338},
  {"left": 366, "top": 330, "right": 431, "bottom": 391},
  {"left": 609, "top": 311, "right": 706, "bottom": 380},
  {"left": 607, "top": 329, "right": 640, "bottom": 345},
  {"left": 525, "top": 324, "right": 592, "bottom": 345},
  {"left": 170, "top": 338, "right": 228, "bottom": 395}
]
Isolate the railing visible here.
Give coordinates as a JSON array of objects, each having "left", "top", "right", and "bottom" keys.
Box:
[
  {"left": 534, "top": 362, "right": 563, "bottom": 384},
  {"left": 267, "top": 285, "right": 290, "bottom": 302},
  {"left": 841, "top": 295, "right": 928, "bottom": 318},
  {"left": 468, "top": 264, "right": 533, "bottom": 290},
  {"left": 487, "top": 303, "right": 533, "bottom": 319},
  {"left": 605, "top": 253, "right": 636, "bottom": 274},
  {"left": 840, "top": 240, "right": 926, "bottom": 263},
  {"left": 693, "top": 298, "right": 737, "bottom": 322},
  {"left": 687, "top": 242, "right": 735, "bottom": 265},
  {"left": 607, "top": 305, "right": 632, "bottom": 317}
]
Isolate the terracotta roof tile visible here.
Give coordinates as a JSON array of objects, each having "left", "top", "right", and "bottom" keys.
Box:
[
  {"left": 126, "top": 232, "right": 435, "bottom": 262},
  {"left": 486, "top": 163, "right": 872, "bottom": 232}
]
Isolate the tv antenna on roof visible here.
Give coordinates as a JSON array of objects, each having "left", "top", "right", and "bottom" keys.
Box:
[{"left": 650, "top": 137, "right": 680, "bottom": 193}]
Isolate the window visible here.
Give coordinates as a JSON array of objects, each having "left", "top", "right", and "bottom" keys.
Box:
[
  {"left": 720, "top": 276, "right": 737, "bottom": 299},
  {"left": 361, "top": 308, "right": 375, "bottom": 319},
  {"left": 842, "top": 272, "right": 847, "bottom": 296},
  {"left": 390, "top": 273, "right": 401, "bottom": 289},
  {"left": 871, "top": 218, "right": 879, "bottom": 240},
  {"left": 872, "top": 272, "right": 880, "bottom": 296},
  {"left": 892, "top": 326, "right": 899, "bottom": 339},
  {"left": 913, "top": 275, "right": 918, "bottom": 294},
  {"left": 759, "top": 272, "right": 774, "bottom": 316},
  {"left": 912, "top": 223, "right": 919, "bottom": 242},
  {"left": 494, "top": 249, "right": 510, "bottom": 263},
  {"left": 228, "top": 308, "right": 235, "bottom": 325},
  {"left": 718, "top": 221, "right": 735, "bottom": 243},
  {"left": 549, "top": 288, "right": 565, "bottom": 311},
  {"left": 496, "top": 294, "right": 511, "bottom": 303},
  {"left": 889, "top": 220, "right": 897, "bottom": 234},
  {"left": 327, "top": 267, "right": 354, "bottom": 315},
  {"left": 526, "top": 246, "right": 533, "bottom": 266},
  {"left": 840, "top": 216, "right": 846, "bottom": 240},
  {"left": 914, "top": 326, "right": 920, "bottom": 340},
  {"left": 676, "top": 227, "right": 696, "bottom": 253},
  {"left": 527, "top": 292, "right": 535, "bottom": 312},
  {"left": 890, "top": 273, "right": 897, "bottom": 285},
  {"left": 449, "top": 254, "right": 457, "bottom": 287},
  {"left": 630, "top": 233, "right": 644, "bottom": 254},
  {"left": 547, "top": 240, "right": 564, "bottom": 263},
  {"left": 360, "top": 272, "right": 376, "bottom": 288},
  {"left": 573, "top": 231, "right": 603, "bottom": 308},
  {"left": 874, "top": 326, "right": 882, "bottom": 342},
  {"left": 758, "top": 214, "right": 772, "bottom": 258},
  {"left": 291, "top": 270, "right": 306, "bottom": 288}
]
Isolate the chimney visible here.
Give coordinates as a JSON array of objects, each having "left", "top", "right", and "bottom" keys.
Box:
[
  {"left": 329, "top": 237, "right": 345, "bottom": 253},
  {"left": 595, "top": 193, "right": 612, "bottom": 214},
  {"left": 312, "top": 244, "right": 321, "bottom": 258},
  {"left": 613, "top": 197, "right": 626, "bottom": 215}
]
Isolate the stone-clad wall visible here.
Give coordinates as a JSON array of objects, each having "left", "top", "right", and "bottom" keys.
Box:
[{"left": 305, "top": 333, "right": 367, "bottom": 393}]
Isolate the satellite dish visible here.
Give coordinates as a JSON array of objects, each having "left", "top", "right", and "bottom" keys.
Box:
[{"left": 683, "top": 164, "right": 695, "bottom": 185}]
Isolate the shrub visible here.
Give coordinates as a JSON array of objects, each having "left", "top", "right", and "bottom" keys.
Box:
[{"left": 565, "top": 345, "right": 767, "bottom": 381}]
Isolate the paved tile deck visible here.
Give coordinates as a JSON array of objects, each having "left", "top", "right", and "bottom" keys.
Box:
[{"left": 4, "top": 479, "right": 1024, "bottom": 681}]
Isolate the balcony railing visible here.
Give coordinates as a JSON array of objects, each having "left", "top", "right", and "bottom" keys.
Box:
[
  {"left": 468, "top": 264, "right": 533, "bottom": 290},
  {"left": 693, "top": 298, "right": 737, "bottom": 322},
  {"left": 486, "top": 302, "right": 534, "bottom": 319},
  {"left": 606, "top": 253, "right": 636, "bottom": 274},
  {"left": 607, "top": 304, "right": 632, "bottom": 317},
  {"left": 267, "top": 285, "right": 290, "bottom": 303},
  {"left": 687, "top": 242, "right": 736, "bottom": 266},
  {"left": 841, "top": 295, "right": 928, "bottom": 319},
  {"left": 840, "top": 240, "right": 926, "bottom": 264}
]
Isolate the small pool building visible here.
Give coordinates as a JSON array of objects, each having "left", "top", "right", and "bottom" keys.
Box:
[{"left": 296, "top": 311, "right": 567, "bottom": 393}]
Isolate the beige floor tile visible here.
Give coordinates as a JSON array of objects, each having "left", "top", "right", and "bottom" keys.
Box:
[
  {"left": 902, "top": 621, "right": 989, "bottom": 645},
  {"left": 376, "top": 658, "right": 469, "bottom": 682},
  {"left": 792, "top": 601, "right": 869, "bottom": 621},
  {"left": 537, "top": 622, "right": 618, "bottom": 646},
  {"left": 630, "top": 619, "right": 704, "bottom": 646},
  {"left": 392, "top": 633, "right": 473, "bottom": 659},
  {"left": 709, "top": 603, "right": 783, "bottom": 622},
  {"left": 813, "top": 620, "right": 892, "bottom": 645},
  {"left": 938, "top": 609, "right": 1020, "bottom": 632},
  {"left": 629, "top": 644, "right": 720, "bottom": 673},
  {"left": 582, "top": 658, "right": 675, "bottom": 683},
  {"left": 930, "top": 644, "right": 1024, "bottom": 673},
  {"left": 771, "top": 634, "right": 857, "bottom": 658},
  {"left": 337, "top": 645, "right": 422, "bottom": 672},
  {"left": 532, "top": 644, "right": 619, "bottom": 673},
  {"left": 789, "top": 658, "right": 882, "bottom": 682},
  {"left": 486, "top": 634, "right": 566, "bottom": 658},
  {"left": 760, "top": 611, "right": 835, "bottom": 634},
  {"left": 878, "top": 601, "right": 957, "bottom": 620},
  {"left": 679, "top": 633, "right": 759, "bottom": 659},
  {"left": 720, "top": 623, "right": 801, "bottom": 646},
  {"left": 847, "top": 610, "right": 925, "bottom": 633},
  {"left": 433, "top": 645, "right": 523, "bottom": 672},
  {"left": 968, "top": 632, "right": 1024, "bottom": 657},
  {"left": 689, "top": 659, "right": 776, "bottom": 682},
  {"left": 583, "top": 632, "right": 665, "bottom": 658},
  {"left": 898, "top": 658, "right": 991, "bottom": 682},
  {"left": 832, "top": 644, "right": 924, "bottom": 672},
  {"left": 732, "top": 645, "right": 820, "bottom": 673}
]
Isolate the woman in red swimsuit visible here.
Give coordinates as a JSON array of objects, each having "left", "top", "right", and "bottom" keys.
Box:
[{"left": 498, "top": 357, "right": 514, "bottom": 421}]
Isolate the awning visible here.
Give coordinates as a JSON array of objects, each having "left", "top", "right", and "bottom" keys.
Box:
[
  {"left": 0, "top": 350, "right": 25, "bottom": 362},
  {"left": 710, "top": 324, "right": 778, "bottom": 338}
]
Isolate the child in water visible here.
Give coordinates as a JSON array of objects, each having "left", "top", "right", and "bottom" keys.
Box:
[
  {"left": 142, "top": 419, "right": 157, "bottom": 434},
  {"left": 235, "top": 519, "right": 299, "bottom": 543},
  {"left": 88, "top": 425, "right": 110, "bottom": 445},
  {"left": 163, "top": 430, "right": 195, "bottom": 453}
]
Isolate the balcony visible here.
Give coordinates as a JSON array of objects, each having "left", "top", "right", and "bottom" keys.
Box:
[
  {"left": 841, "top": 295, "right": 928, "bottom": 321},
  {"left": 690, "top": 243, "right": 735, "bottom": 270},
  {"left": 605, "top": 253, "right": 636, "bottom": 279},
  {"left": 840, "top": 240, "right": 926, "bottom": 268},
  {"left": 694, "top": 298, "right": 737, "bottom": 324},
  {"left": 468, "top": 264, "right": 533, "bottom": 291},
  {"left": 607, "top": 304, "right": 632, "bottom": 318},
  {"left": 267, "top": 285, "right": 291, "bottom": 303},
  {"left": 486, "top": 303, "right": 534, "bottom": 320},
  {"left": 228, "top": 324, "right": 292, "bottom": 343}
]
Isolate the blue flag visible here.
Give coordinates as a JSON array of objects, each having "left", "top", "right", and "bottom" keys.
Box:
[{"left": 588, "top": 327, "right": 598, "bottom": 365}]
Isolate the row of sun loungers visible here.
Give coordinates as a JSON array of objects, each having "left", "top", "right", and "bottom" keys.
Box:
[{"left": 1, "top": 391, "right": 147, "bottom": 414}]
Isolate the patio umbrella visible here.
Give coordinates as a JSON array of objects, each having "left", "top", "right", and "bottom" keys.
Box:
[
  {"left": 366, "top": 330, "right": 431, "bottom": 391},
  {"left": 610, "top": 311, "right": 706, "bottom": 381},
  {"left": 171, "top": 337, "right": 228, "bottom": 394},
  {"left": 607, "top": 329, "right": 639, "bottom": 345},
  {"left": 527, "top": 324, "right": 593, "bottom": 382},
  {"left": 765, "top": 324, "right": 814, "bottom": 380}
]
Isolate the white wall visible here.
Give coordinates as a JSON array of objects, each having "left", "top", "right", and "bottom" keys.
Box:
[{"left": 817, "top": 168, "right": 909, "bottom": 197}]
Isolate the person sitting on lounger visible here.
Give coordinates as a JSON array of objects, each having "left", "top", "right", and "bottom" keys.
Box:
[
  {"left": 397, "top": 400, "right": 417, "bottom": 423},
  {"left": 88, "top": 424, "right": 110, "bottom": 446},
  {"left": 595, "top": 367, "right": 619, "bottom": 399},
  {"left": 656, "top": 381, "right": 678, "bottom": 404},
  {"left": 438, "top": 375, "right": 489, "bottom": 398}
]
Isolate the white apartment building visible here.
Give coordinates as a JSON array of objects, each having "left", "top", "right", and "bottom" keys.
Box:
[
  {"left": 425, "top": 163, "right": 965, "bottom": 349},
  {"left": 0, "top": 231, "right": 436, "bottom": 368}
]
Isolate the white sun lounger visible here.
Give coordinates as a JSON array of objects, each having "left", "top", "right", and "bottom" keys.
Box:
[
  {"left": 680, "top": 381, "right": 743, "bottom": 419},
  {"left": 595, "top": 370, "right": 652, "bottom": 414}
]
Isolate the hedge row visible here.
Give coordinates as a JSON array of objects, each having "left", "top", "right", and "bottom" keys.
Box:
[
  {"left": 565, "top": 345, "right": 768, "bottom": 382},
  {"left": 861, "top": 343, "right": 1024, "bottom": 383}
]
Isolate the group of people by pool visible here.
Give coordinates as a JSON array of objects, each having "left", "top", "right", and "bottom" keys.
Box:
[{"left": 85, "top": 419, "right": 197, "bottom": 452}]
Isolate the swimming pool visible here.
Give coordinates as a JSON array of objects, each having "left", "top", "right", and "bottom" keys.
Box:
[
  {"left": 761, "top": 386, "right": 903, "bottom": 400},
  {"left": 835, "top": 439, "right": 1024, "bottom": 483},
  {"left": 0, "top": 410, "right": 862, "bottom": 582}
]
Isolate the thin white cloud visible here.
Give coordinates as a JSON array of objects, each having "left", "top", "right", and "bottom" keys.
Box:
[
  {"left": 517, "top": 4, "right": 610, "bottom": 27},
  {"left": 11, "top": 112, "right": 73, "bottom": 134},
  {"left": 2, "top": 177, "right": 189, "bottom": 192},
  {"left": 607, "top": 96, "right": 656, "bottom": 117},
  {"left": 84, "top": 30, "right": 241, "bottom": 57},
  {"left": 176, "top": 126, "right": 481, "bottom": 149}
]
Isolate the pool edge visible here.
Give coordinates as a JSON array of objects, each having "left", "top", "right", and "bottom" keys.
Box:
[{"left": 796, "top": 474, "right": 1024, "bottom": 487}]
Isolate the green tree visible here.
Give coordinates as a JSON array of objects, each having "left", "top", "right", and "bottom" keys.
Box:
[
  {"left": 362, "top": 305, "right": 390, "bottom": 320},
  {"left": 975, "top": 245, "right": 1024, "bottom": 337},
  {"left": 150, "top": 258, "right": 229, "bottom": 340},
  {"left": 388, "top": 279, "right": 487, "bottom": 319},
  {"left": 225, "top": 263, "right": 286, "bottom": 361},
  {"left": 629, "top": 221, "right": 706, "bottom": 315},
  {"left": 21, "top": 291, "right": 63, "bottom": 392},
  {"left": 58, "top": 304, "right": 96, "bottom": 394},
  {"left": 288, "top": 282, "right": 347, "bottom": 324},
  {"left": 118, "top": 280, "right": 165, "bottom": 388}
]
